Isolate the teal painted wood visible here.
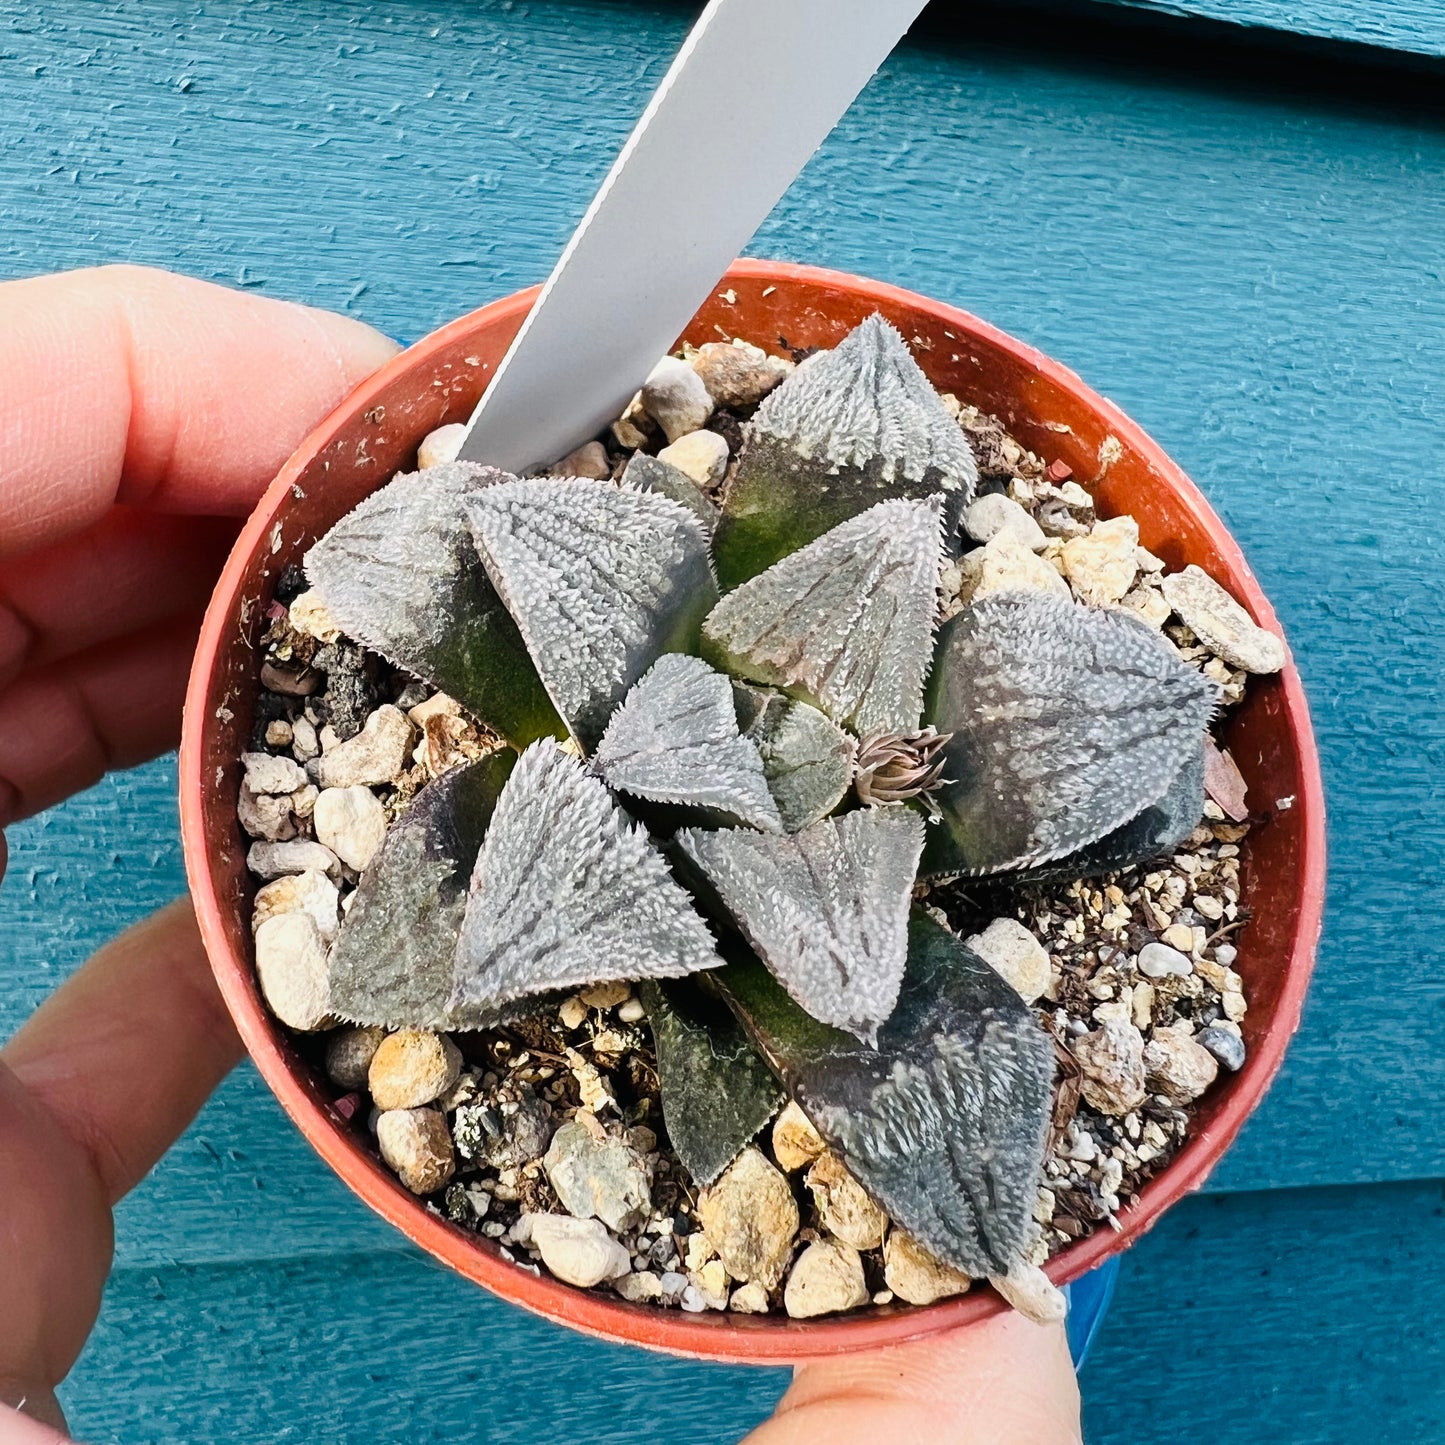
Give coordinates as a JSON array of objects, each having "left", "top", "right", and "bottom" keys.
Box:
[{"left": 56, "top": 1181, "right": 1444, "bottom": 1442}]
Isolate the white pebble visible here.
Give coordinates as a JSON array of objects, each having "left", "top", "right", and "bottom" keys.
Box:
[
  {"left": 658, "top": 429, "right": 729, "bottom": 488},
  {"left": 528, "top": 1213, "right": 632, "bottom": 1288},
  {"left": 254, "top": 912, "right": 333, "bottom": 1032},
  {"left": 288, "top": 589, "right": 343, "bottom": 644},
  {"left": 963, "top": 493, "right": 1047, "bottom": 551},
  {"left": 376, "top": 1107, "right": 455, "bottom": 1194},
  {"left": 1137, "top": 941, "right": 1193, "bottom": 979},
  {"left": 313, "top": 706, "right": 414, "bottom": 789},
  {"left": 248, "top": 838, "right": 342, "bottom": 881},
  {"left": 313, "top": 785, "right": 388, "bottom": 871},
  {"left": 417, "top": 422, "right": 465, "bottom": 470},
  {"left": 783, "top": 1240, "right": 868, "bottom": 1319},
  {"left": 966, "top": 918, "right": 1052, "bottom": 1004},
  {"left": 252, "top": 868, "right": 341, "bottom": 943},
  {"left": 641, "top": 355, "right": 713, "bottom": 443},
  {"left": 242, "top": 751, "right": 308, "bottom": 795}
]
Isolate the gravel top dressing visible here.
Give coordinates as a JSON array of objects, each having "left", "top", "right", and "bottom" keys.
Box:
[{"left": 237, "top": 322, "right": 1285, "bottom": 1324}]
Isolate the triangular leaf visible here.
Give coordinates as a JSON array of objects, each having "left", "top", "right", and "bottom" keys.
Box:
[
  {"left": 452, "top": 739, "right": 719, "bottom": 1013},
  {"left": 622, "top": 453, "right": 718, "bottom": 532},
  {"left": 924, "top": 590, "right": 1217, "bottom": 874},
  {"left": 466, "top": 478, "right": 718, "bottom": 751},
  {"left": 676, "top": 805, "right": 924, "bottom": 1043},
  {"left": 639, "top": 978, "right": 785, "bottom": 1187},
  {"left": 592, "top": 655, "right": 782, "bottom": 832},
  {"left": 327, "top": 751, "right": 517, "bottom": 1029},
  {"left": 305, "top": 464, "right": 564, "bottom": 747},
  {"left": 713, "top": 314, "right": 977, "bottom": 589},
  {"left": 734, "top": 684, "right": 856, "bottom": 832},
  {"left": 703, "top": 497, "right": 943, "bottom": 736},
  {"left": 711, "top": 910, "right": 1054, "bottom": 1278}
]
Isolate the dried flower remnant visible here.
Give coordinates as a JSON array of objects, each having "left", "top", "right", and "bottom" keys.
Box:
[{"left": 854, "top": 727, "right": 951, "bottom": 806}]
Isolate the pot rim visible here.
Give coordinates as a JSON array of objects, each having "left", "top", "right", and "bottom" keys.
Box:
[{"left": 180, "top": 258, "right": 1327, "bottom": 1364}]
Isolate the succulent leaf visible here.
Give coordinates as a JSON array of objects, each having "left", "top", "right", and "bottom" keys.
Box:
[
  {"left": 711, "top": 910, "right": 1055, "bottom": 1278},
  {"left": 304, "top": 464, "right": 564, "bottom": 746},
  {"left": 466, "top": 478, "right": 719, "bottom": 751},
  {"left": 703, "top": 496, "right": 944, "bottom": 736},
  {"left": 713, "top": 314, "right": 977, "bottom": 588},
  {"left": 592, "top": 654, "right": 782, "bottom": 832},
  {"left": 677, "top": 805, "right": 925, "bottom": 1043},
  {"left": 622, "top": 453, "right": 719, "bottom": 533},
  {"left": 452, "top": 739, "right": 719, "bottom": 1013},
  {"left": 924, "top": 591, "right": 1217, "bottom": 874},
  {"left": 326, "top": 751, "right": 517, "bottom": 1029},
  {"left": 640, "top": 978, "right": 785, "bottom": 1187},
  {"left": 734, "top": 684, "right": 856, "bottom": 832}
]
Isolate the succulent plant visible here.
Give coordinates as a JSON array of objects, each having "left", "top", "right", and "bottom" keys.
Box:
[{"left": 304, "top": 314, "right": 1217, "bottom": 1283}]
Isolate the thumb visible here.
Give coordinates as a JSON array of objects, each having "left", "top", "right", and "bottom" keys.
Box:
[{"left": 745, "top": 1313, "right": 1082, "bottom": 1445}]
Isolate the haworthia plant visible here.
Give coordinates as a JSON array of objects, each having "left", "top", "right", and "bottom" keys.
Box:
[{"left": 303, "top": 313, "right": 1223, "bottom": 1306}]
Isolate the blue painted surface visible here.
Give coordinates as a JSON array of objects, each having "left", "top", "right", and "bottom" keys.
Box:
[
  {"left": 2, "top": 1, "right": 1442, "bottom": 1439},
  {"left": 1098, "top": 0, "right": 1445, "bottom": 55}
]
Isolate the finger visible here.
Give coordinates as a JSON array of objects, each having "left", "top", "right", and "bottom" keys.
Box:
[
  {"left": 1, "top": 899, "right": 242, "bottom": 1204},
  {"left": 0, "top": 614, "right": 199, "bottom": 826},
  {"left": 0, "top": 1391, "right": 72, "bottom": 1441},
  {"left": 0, "top": 509, "right": 237, "bottom": 690},
  {"left": 0, "top": 264, "right": 400, "bottom": 557},
  {"left": 746, "top": 1313, "right": 1082, "bottom": 1445}
]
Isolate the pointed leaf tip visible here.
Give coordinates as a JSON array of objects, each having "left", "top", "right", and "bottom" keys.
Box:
[
  {"left": 704, "top": 496, "right": 943, "bottom": 736},
  {"left": 678, "top": 805, "right": 925, "bottom": 1043},
  {"left": 593, "top": 654, "right": 782, "bottom": 831},
  {"left": 924, "top": 590, "right": 1218, "bottom": 875},
  {"left": 452, "top": 739, "right": 719, "bottom": 1014}
]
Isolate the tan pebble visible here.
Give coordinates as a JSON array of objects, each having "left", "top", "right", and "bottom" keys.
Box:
[
  {"left": 960, "top": 532, "right": 1071, "bottom": 605},
  {"left": 248, "top": 838, "right": 342, "bottom": 881},
  {"left": 252, "top": 868, "right": 341, "bottom": 942},
  {"left": 553, "top": 440, "right": 612, "bottom": 479},
  {"left": 288, "top": 589, "right": 343, "bottom": 644},
  {"left": 1222, "top": 989, "right": 1248, "bottom": 1022},
  {"left": 699, "top": 1146, "right": 799, "bottom": 1288},
  {"left": 990, "top": 1261, "right": 1066, "bottom": 1324},
  {"left": 578, "top": 981, "right": 631, "bottom": 1010},
  {"left": 806, "top": 1151, "right": 887, "bottom": 1251},
  {"left": 771, "top": 1100, "right": 824, "bottom": 1172},
  {"left": 376, "top": 1107, "right": 455, "bottom": 1194},
  {"left": 614, "top": 1270, "right": 663, "bottom": 1303},
  {"left": 264, "top": 719, "right": 294, "bottom": 748},
  {"left": 1162, "top": 922, "right": 1197, "bottom": 953},
  {"left": 965, "top": 917, "right": 1051, "bottom": 1004},
  {"left": 657, "top": 429, "right": 729, "bottom": 488},
  {"left": 617, "top": 997, "right": 646, "bottom": 1024},
  {"left": 689, "top": 339, "right": 793, "bottom": 409},
  {"left": 883, "top": 1230, "right": 972, "bottom": 1306},
  {"left": 783, "top": 1240, "right": 868, "bottom": 1319},
  {"left": 1143, "top": 1024, "right": 1219, "bottom": 1104},
  {"left": 1161, "top": 565, "right": 1289, "bottom": 674},
  {"left": 242, "top": 750, "right": 308, "bottom": 795},
  {"left": 729, "top": 1280, "right": 770, "bottom": 1314},
  {"left": 1119, "top": 585, "right": 1173, "bottom": 630},
  {"left": 313, "top": 706, "right": 414, "bottom": 789},
  {"left": 611, "top": 391, "right": 653, "bottom": 450},
  {"left": 407, "top": 691, "right": 461, "bottom": 727},
  {"left": 1062, "top": 515, "right": 1139, "bottom": 606},
  {"left": 291, "top": 716, "right": 320, "bottom": 761},
  {"left": 417, "top": 422, "right": 465, "bottom": 470},
  {"left": 237, "top": 781, "right": 298, "bottom": 842},
  {"left": 368, "top": 1029, "right": 463, "bottom": 1110},
  {"left": 696, "top": 1258, "right": 730, "bottom": 1299},
  {"left": 325, "top": 1025, "right": 387, "bottom": 1089},
  {"left": 557, "top": 996, "right": 588, "bottom": 1030},
  {"left": 312, "top": 785, "right": 388, "bottom": 871},
  {"left": 255, "top": 912, "right": 333, "bottom": 1032},
  {"left": 1072, "top": 1019, "right": 1147, "bottom": 1114}
]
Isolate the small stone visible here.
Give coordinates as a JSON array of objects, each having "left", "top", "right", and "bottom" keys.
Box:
[
  {"left": 729, "top": 1280, "right": 770, "bottom": 1314},
  {"left": 455, "top": 1091, "right": 554, "bottom": 1168},
  {"left": 376, "top": 1108, "right": 456, "bottom": 1194},
  {"left": 288, "top": 589, "right": 343, "bottom": 644},
  {"left": 325, "top": 1025, "right": 387, "bottom": 1089},
  {"left": 989, "top": 1262, "right": 1066, "bottom": 1325},
  {"left": 611, "top": 391, "right": 653, "bottom": 450},
  {"left": 962, "top": 493, "right": 1048, "bottom": 551},
  {"left": 617, "top": 997, "right": 646, "bottom": 1024},
  {"left": 658, "top": 429, "right": 729, "bottom": 489},
  {"left": 237, "top": 781, "right": 298, "bottom": 842},
  {"left": 1120, "top": 585, "right": 1173, "bottom": 630},
  {"left": 417, "top": 422, "right": 466, "bottom": 470},
  {"left": 959, "top": 532, "right": 1070, "bottom": 605},
  {"left": 407, "top": 691, "right": 461, "bottom": 727},
  {"left": 1215, "top": 942, "right": 1238, "bottom": 966},
  {"left": 966, "top": 918, "right": 1051, "bottom": 1004},
  {"left": 578, "top": 981, "right": 632, "bottom": 1010},
  {"left": 1057, "top": 479, "right": 1092, "bottom": 508},
  {"left": 689, "top": 339, "right": 793, "bottom": 409},
  {"left": 1196, "top": 1023, "right": 1247, "bottom": 1072},
  {"left": 883, "top": 1230, "right": 972, "bottom": 1306},
  {"left": 1159, "top": 921, "right": 1194, "bottom": 953},
  {"left": 698, "top": 1146, "right": 799, "bottom": 1288},
  {"left": 680, "top": 1285, "right": 708, "bottom": 1313},
  {"left": 260, "top": 659, "right": 318, "bottom": 696},
  {"left": 557, "top": 996, "right": 588, "bottom": 1031},
  {"left": 553, "top": 440, "right": 612, "bottom": 479},
  {"left": 248, "top": 838, "right": 342, "bottom": 881},
  {"left": 1062, "top": 515, "right": 1139, "bottom": 606},
  {"left": 1222, "top": 989, "right": 1248, "bottom": 1022},
  {"left": 252, "top": 868, "right": 341, "bottom": 943},
  {"left": 528, "top": 1214, "right": 632, "bottom": 1288},
  {"left": 1131, "top": 979, "right": 1155, "bottom": 1030},
  {"left": 614, "top": 1269, "right": 664, "bottom": 1303},
  {"left": 1138, "top": 941, "right": 1193, "bottom": 979},
  {"left": 368, "top": 1029, "right": 463, "bottom": 1110},
  {"left": 1072, "top": 1019, "right": 1147, "bottom": 1114},
  {"left": 641, "top": 355, "right": 713, "bottom": 442},
  {"left": 265, "top": 719, "right": 294, "bottom": 748},
  {"left": 658, "top": 1270, "right": 689, "bottom": 1303},
  {"left": 1143, "top": 1023, "right": 1220, "bottom": 1104},
  {"left": 313, "top": 705, "right": 413, "bottom": 788},
  {"left": 1161, "top": 565, "right": 1289, "bottom": 673},
  {"left": 805, "top": 1151, "right": 887, "bottom": 1251},
  {"left": 242, "top": 751, "right": 309, "bottom": 795},
  {"left": 255, "top": 912, "right": 333, "bottom": 1031},
  {"left": 783, "top": 1240, "right": 868, "bottom": 1319},
  {"left": 544, "top": 1121, "right": 652, "bottom": 1231},
  {"left": 312, "top": 785, "right": 388, "bottom": 871},
  {"left": 771, "top": 1100, "right": 825, "bottom": 1172},
  {"left": 696, "top": 1257, "right": 730, "bottom": 1303},
  {"left": 291, "top": 717, "right": 320, "bottom": 761},
  {"left": 1193, "top": 894, "right": 1225, "bottom": 921}
]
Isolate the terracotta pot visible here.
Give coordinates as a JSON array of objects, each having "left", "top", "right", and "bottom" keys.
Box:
[{"left": 180, "top": 260, "right": 1326, "bottom": 1364}]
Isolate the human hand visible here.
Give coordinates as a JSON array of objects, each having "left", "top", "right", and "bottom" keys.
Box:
[{"left": 0, "top": 265, "right": 399, "bottom": 1436}]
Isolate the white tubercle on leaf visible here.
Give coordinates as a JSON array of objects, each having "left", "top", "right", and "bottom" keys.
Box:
[
  {"left": 703, "top": 496, "right": 944, "bottom": 736},
  {"left": 677, "top": 805, "right": 925, "bottom": 1043},
  {"left": 751, "top": 312, "right": 977, "bottom": 491},
  {"left": 452, "top": 740, "right": 719, "bottom": 1014},
  {"left": 592, "top": 654, "right": 782, "bottom": 831},
  {"left": 466, "top": 478, "right": 718, "bottom": 750}
]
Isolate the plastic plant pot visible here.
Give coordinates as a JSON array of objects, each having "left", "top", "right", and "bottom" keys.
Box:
[{"left": 179, "top": 259, "right": 1326, "bottom": 1365}]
